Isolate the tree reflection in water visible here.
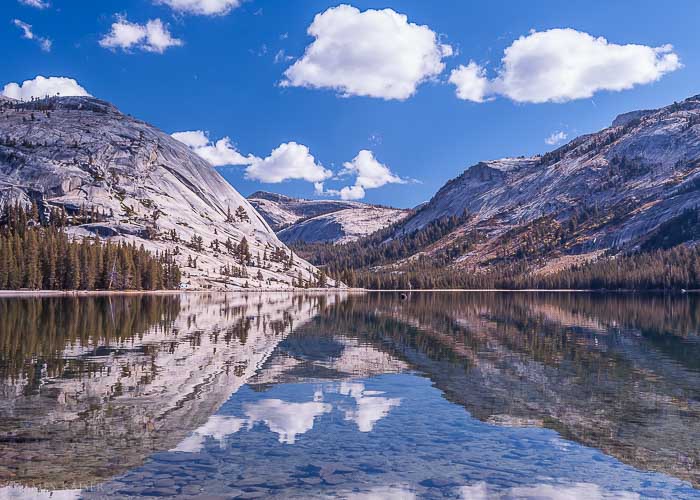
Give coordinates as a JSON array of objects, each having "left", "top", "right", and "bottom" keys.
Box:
[{"left": 0, "top": 291, "right": 698, "bottom": 496}]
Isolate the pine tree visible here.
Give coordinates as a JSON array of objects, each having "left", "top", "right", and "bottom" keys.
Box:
[{"left": 238, "top": 237, "right": 251, "bottom": 265}]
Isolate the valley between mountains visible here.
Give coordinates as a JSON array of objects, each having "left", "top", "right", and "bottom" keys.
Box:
[{"left": 291, "top": 93, "right": 700, "bottom": 289}]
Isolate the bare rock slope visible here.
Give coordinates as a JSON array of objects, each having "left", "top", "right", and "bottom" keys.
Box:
[
  {"left": 0, "top": 96, "right": 331, "bottom": 289},
  {"left": 248, "top": 191, "right": 409, "bottom": 244},
  {"left": 381, "top": 94, "right": 700, "bottom": 271}
]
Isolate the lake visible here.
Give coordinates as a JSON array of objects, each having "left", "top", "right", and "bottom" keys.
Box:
[{"left": 0, "top": 292, "right": 699, "bottom": 499}]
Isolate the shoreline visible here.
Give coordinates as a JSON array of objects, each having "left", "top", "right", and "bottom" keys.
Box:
[
  {"left": 364, "top": 288, "right": 699, "bottom": 293},
  {"left": 0, "top": 288, "right": 695, "bottom": 297},
  {"left": 0, "top": 288, "right": 364, "bottom": 297}
]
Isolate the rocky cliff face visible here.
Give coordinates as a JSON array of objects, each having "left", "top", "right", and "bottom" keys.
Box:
[
  {"left": 0, "top": 97, "right": 330, "bottom": 289},
  {"left": 382, "top": 94, "right": 700, "bottom": 271},
  {"left": 248, "top": 191, "right": 409, "bottom": 244}
]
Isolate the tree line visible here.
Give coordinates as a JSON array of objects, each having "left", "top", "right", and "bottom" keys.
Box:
[
  {"left": 0, "top": 201, "right": 181, "bottom": 290},
  {"left": 293, "top": 193, "right": 700, "bottom": 290},
  {"left": 332, "top": 244, "right": 700, "bottom": 290},
  {"left": 292, "top": 210, "right": 471, "bottom": 273}
]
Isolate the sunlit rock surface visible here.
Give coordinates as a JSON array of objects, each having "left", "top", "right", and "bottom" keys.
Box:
[
  {"left": 0, "top": 97, "right": 329, "bottom": 289},
  {"left": 382, "top": 95, "right": 700, "bottom": 271},
  {"left": 248, "top": 191, "right": 409, "bottom": 244}
]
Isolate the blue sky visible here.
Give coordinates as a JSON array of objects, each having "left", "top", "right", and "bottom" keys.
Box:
[{"left": 2, "top": 0, "right": 699, "bottom": 208}]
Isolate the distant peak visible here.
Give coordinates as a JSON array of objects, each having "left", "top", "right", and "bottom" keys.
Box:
[
  {"left": 15, "top": 95, "right": 120, "bottom": 115},
  {"left": 611, "top": 110, "right": 656, "bottom": 128},
  {"left": 248, "top": 191, "right": 296, "bottom": 202}
]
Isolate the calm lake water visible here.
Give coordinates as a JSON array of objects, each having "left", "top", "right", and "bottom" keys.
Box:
[{"left": 1, "top": 292, "right": 699, "bottom": 499}]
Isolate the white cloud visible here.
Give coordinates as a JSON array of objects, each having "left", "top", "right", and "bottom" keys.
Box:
[
  {"left": 2, "top": 76, "right": 91, "bottom": 100},
  {"left": 324, "top": 150, "right": 405, "bottom": 200},
  {"left": 99, "top": 16, "right": 182, "bottom": 54},
  {"left": 451, "top": 28, "right": 681, "bottom": 103},
  {"left": 173, "top": 132, "right": 331, "bottom": 186},
  {"left": 273, "top": 49, "right": 293, "bottom": 64},
  {"left": 246, "top": 142, "right": 332, "bottom": 184},
  {"left": 282, "top": 4, "right": 452, "bottom": 100},
  {"left": 342, "top": 150, "right": 404, "bottom": 189},
  {"left": 336, "top": 185, "right": 366, "bottom": 201},
  {"left": 172, "top": 130, "right": 254, "bottom": 166},
  {"left": 545, "top": 130, "right": 568, "bottom": 145},
  {"left": 172, "top": 130, "right": 211, "bottom": 149},
  {"left": 18, "top": 0, "right": 49, "bottom": 9},
  {"left": 448, "top": 62, "right": 488, "bottom": 102},
  {"left": 154, "top": 0, "right": 242, "bottom": 16},
  {"left": 12, "top": 19, "right": 52, "bottom": 52}
]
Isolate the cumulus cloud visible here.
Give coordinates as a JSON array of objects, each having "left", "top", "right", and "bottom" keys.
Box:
[
  {"left": 99, "top": 16, "right": 182, "bottom": 54},
  {"left": 323, "top": 150, "right": 406, "bottom": 200},
  {"left": 18, "top": 0, "right": 49, "bottom": 8},
  {"left": 545, "top": 131, "right": 568, "bottom": 145},
  {"left": 173, "top": 131, "right": 404, "bottom": 198},
  {"left": 246, "top": 142, "right": 332, "bottom": 184},
  {"left": 450, "top": 28, "right": 681, "bottom": 103},
  {"left": 448, "top": 62, "right": 488, "bottom": 102},
  {"left": 174, "top": 133, "right": 331, "bottom": 185},
  {"left": 154, "top": 0, "right": 242, "bottom": 16},
  {"left": 334, "top": 185, "right": 365, "bottom": 201},
  {"left": 172, "top": 130, "right": 254, "bottom": 166},
  {"left": 282, "top": 4, "right": 452, "bottom": 100},
  {"left": 342, "top": 150, "right": 404, "bottom": 189},
  {"left": 2, "top": 76, "right": 91, "bottom": 100},
  {"left": 12, "top": 19, "right": 52, "bottom": 52}
]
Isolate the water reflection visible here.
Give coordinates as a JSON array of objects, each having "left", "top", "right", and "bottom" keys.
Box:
[
  {"left": 0, "top": 291, "right": 698, "bottom": 498},
  {"left": 333, "top": 382, "right": 402, "bottom": 433},
  {"left": 346, "top": 292, "right": 700, "bottom": 487},
  {"left": 0, "top": 292, "right": 344, "bottom": 490},
  {"left": 172, "top": 415, "right": 247, "bottom": 453}
]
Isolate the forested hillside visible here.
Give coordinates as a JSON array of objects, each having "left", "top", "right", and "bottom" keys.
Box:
[
  {"left": 0, "top": 96, "right": 326, "bottom": 290},
  {"left": 0, "top": 202, "right": 180, "bottom": 290},
  {"left": 295, "top": 94, "right": 700, "bottom": 290}
]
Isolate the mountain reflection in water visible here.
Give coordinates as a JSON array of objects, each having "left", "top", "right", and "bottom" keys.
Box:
[{"left": 0, "top": 292, "right": 698, "bottom": 499}]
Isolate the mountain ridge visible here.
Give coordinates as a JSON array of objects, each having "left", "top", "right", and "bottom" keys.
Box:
[
  {"left": 396, "top": 94, "right": 700, "bottom": 253},
  {"left": 248, "top": 191, "right": 410, "bottom": 244},
  {"left": 0, "top": 96, "right": 332, "bottom": 289},
  {"left": 296, "top": 93, "right": 700, "bottom": 287}
]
